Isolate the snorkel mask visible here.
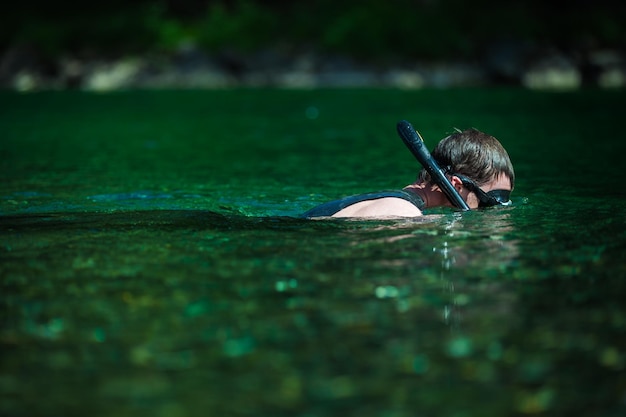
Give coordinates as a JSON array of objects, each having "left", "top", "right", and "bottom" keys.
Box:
[
  {"left": 452, "top": 173, "right": 511, "bottom": 207},
  {"left": 396, "top": 121, "right": 511, "bottom": 210}
]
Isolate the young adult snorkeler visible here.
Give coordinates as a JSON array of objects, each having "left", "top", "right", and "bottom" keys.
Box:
[{"left": 302, "top": 127, "right": 515, "bottom": 218}]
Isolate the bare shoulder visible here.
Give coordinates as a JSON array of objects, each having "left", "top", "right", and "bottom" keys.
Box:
[{"left": 332, "top": 197, "right": 423, "bottom": 218}]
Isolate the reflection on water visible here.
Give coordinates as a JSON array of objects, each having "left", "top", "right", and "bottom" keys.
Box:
[
  {"left": 1, "top": 205, "right": 625, "bottom": 417},
  {"left": 2, "top": 209, "right": 516, "bottom": 411}
]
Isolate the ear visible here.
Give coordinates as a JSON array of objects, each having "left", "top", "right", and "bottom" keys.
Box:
[{"left": 450, "top": 176, "right": 464, "bottom": 193}]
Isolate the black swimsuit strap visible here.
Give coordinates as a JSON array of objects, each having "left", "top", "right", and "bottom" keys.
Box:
[{"left": 302, "top": 189, "right": 425, "bottom": 218}]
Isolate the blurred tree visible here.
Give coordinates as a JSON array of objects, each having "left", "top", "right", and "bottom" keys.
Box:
[{"left": 0, "top": 0, "right": 624, "bottom": 62}]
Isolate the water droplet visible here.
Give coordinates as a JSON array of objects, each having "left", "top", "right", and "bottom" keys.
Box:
[
  {"left": 305, "top": 106, "right": 319, "bottom": 120},
  {"left": 275, "top": 279, "right": 298, "bottom": 292},
  {"left": 447, "top": 336, "right": 473, "bottom": 358},
  {"left": 375, "top": 285, "right": 399, "bottom": 298},
  {"left": 413, "top": 354, "right": 429, "bottom": 374},
  {"left": 223, "top": 337, "right": 255, "bottom": 357}
]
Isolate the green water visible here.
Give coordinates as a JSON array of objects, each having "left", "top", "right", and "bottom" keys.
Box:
[{"left": 1, "top": 89, "right": 625, "bottom": 417}]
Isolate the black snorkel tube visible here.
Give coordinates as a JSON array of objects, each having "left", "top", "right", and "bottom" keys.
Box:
[{"left": 397, "top": 120, "right": 470, "bottom": 211}]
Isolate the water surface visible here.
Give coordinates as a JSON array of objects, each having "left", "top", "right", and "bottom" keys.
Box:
[{"left": 1, "top": 89, "right": 625, "bottom": 417}]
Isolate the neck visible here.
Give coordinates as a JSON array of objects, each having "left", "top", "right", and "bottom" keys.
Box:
[{"left": 403, "top": 182, "right": 449, "bottom": 208}]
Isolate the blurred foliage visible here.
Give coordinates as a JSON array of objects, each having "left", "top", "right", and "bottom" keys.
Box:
[{"left": 1, "top": 0, "right": 625, "bottom": 61}]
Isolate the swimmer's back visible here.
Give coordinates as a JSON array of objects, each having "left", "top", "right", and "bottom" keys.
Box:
[{"left": 302, "top": 190, "right": 425, "bottom": 218}]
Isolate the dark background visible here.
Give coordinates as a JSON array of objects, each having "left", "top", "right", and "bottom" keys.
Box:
[{"left": 1, "top": 0, "right": 625, "bottom": 88}]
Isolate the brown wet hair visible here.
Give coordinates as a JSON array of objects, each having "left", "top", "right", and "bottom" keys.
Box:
[{"left": 419, "top": 128, "right": 515, "bottom": 188}]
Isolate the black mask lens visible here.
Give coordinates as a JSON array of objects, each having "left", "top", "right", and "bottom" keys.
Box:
[
  {"left": 455, "top": 174, "right": 511, "bottom": 207},
  {"left": 483, "top": 189, "right": 511, "bottom": 206}
]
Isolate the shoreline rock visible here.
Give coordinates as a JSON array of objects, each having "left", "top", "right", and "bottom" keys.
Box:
[{"left": 2, "top": 44, "right": 624, "bottom": 92}]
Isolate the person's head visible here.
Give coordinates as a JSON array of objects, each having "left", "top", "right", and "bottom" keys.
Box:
[{"left": 419, "top": 128, "right": 515, "bottom": 208}]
